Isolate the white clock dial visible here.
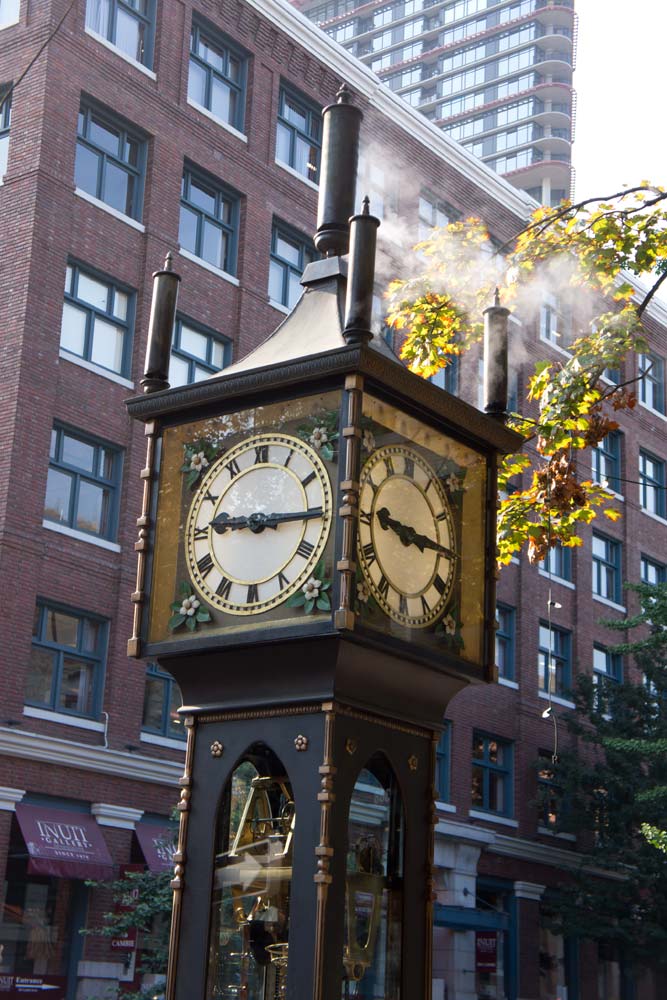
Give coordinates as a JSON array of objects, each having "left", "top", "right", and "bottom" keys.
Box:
[
  {"left": 357, "top": 444, "right": 456, "bottom": 628},
  {"left": 186, "top": 432, "right": 333, "bottom": 615}
]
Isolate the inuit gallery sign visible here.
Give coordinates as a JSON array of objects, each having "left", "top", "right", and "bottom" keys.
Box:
[{"left": 15, "top": 804, "right": 113, "bottom": 880}]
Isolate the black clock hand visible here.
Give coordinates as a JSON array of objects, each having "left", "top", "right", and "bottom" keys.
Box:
[
  {"left": 210, "top": 508, "right": 323, "bottom": 534},
  {"left": 376, "top": 507, "right": 456, "bottom": 559}
]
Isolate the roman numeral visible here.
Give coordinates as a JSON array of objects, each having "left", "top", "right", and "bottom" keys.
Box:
[
  {"left": 301, "top": 470, "right": 316, "bottom": 488},
  {"left": 360, "top": 509, "right": 372, "bottom": 526},
  {"left": 368, "top": 477, "right": 379, "bottom": 496},
  {"left": 404, "top": 456, "right": 415, "bottom": 479},
  {"left": 197, "top": 553, "right": 214, "bottom": 578},
  {"left": 296, "top": 539, "right": 315, "bottom": 559},
  {"left": 378, "top": 574, "right": 389, "bottom": 600},
  {"left": 399, "top": 594, "right": 408, "bottom": 616},
  {"left": 194, "top": 526, "right": 208, "bottom": 540},
  {"left": 283, "top": 448, "right": 294, "bottom": 467},
  {"left": 362, "top": 542, "right": 376, "bottom": 566},
  {"left": 436, "top": 509, "right": 449, "bottom": 522},
  {"left": 421, "top": 594, "right": 431, "bottom": 615},
  {"left": 277, "top": 571, "right": 289, "bottom": 589},
  {"left": 385, "top": 456, "right": 395, "bottom": 476},
  {"left": 226, "top": 458, "right": 241, "bottom": 478},
  {"left": 216, "top": 576, "right": 232, "bottom": 599},
  {"left": 246, "top": 583, "right": 259, "bottom": 604},
  {"left": 425, "top": 479, "right": 435, "bottom": 494},
  {"left": 203, "top": 491, "right": 218, "bottom": 504},
  {"left": 254, "top": 445, "right": 269, "bottom": 464},
  {"left": 433, "top": 574, "right": 446, "bottom": 596}
]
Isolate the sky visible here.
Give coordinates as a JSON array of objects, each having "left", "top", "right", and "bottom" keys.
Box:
[{"left": 572, "top": 0, "right": 667, "bottom": 200}]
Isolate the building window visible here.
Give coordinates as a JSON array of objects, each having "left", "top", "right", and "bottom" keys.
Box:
[
  {"left": 639, "top": 450, "right": 666, "bottom": 519},
  {"left": 639, "top": 352, "right": 665, "bottom": 414},
  {"left": 593, "top": 644, "right": 621, "bottom": 713},
  {"left": 496, "top": 603, "right": 515, "bottom": 681},
  {"left": 0, "top": 89, "right": 10, "bottom": 180},
  {"left": 541, "top": 542, "right": 572, "bottom": 582},
  {"left": 539, "top": 293, "right": 570, "bottom": 348},
  {"left": 85, "top": 0, "right": 155, "bottom": 68},
  {"left": 418, "top": 192, "right": 456, "bottom": 240},
  {"left": 268, "top": 222, "right": 315, "bottom": 310},
  {"left": 435, "top": 721, "right": 451, "bottom": 802},
  {"left": 592, "top": 431, "right": 621, "bottom": 495},
  {"left": 538, "top": 623, "right": 571, "bottom": 697},
  {"left": 0, "top": 0, "right": 19, "bottom": 29},
  {"left": 179, "top": 165, "right": 239, "bottom": 276},
  {"left": 169, "top": 317, "right": 231, "bottom": 387},
  {"left": 537, "top": 752, "right": 561, "bottom": 829},
  {"left": 60, "top": 263, "right": 133, "bottom": 376},
  {"left": 142, "top": 664, "right": 185, "bottom": 740},
  {"left": 592, "top": 532, "right": 622, "bottom": 604},
  {"left": 27, "top": 603, "right": 107, "bottom": 718},
  {"left": 75, "top": 102, "right": 146, "bottom": 220},
  {"left": 188, "top": 20, "right": 247, "bottom": 131},
  {"left": 275, "top": 85, "right": 321, "bottom": 184},
  {"left": 45, "top": 425, "right": 122, "bottom": 541},
  {"left": 430, "top": 356, "right": 459, "bottom": 395},
  {"left": 471, "top": 732, "right": 513, "bottom": 816},
  {"left": 641, "top": 555, "right": 666, "bottom": 585}
]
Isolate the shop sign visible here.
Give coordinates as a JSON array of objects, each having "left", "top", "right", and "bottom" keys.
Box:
[
  {"left": 111, "top": 927, "right": 138, "bottom": 950},
  {"left": 476, "top": 931, "right": 497, "bottom": 971},
  {"left": 0, "top": 975, "right": 67, "bottom": 998}
]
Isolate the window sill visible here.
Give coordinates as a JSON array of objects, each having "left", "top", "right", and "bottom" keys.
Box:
[
  {"left": 60, "top": 350, "right": 134, "bottom": 389},
  {"left": 469, "top": 809, "right": 518, "bottom": 829},
  {"left": 539, "top": 335, "right": 571, "bottom": 358},
  {"left": 187, "top": 99, "right": 247, "bottom": 143},
  {"left": 510, "top": 556, "right": 519, "bottom": 565},
  {"left": 23, "top": 705, "right": 105, "bottom": 732},
  {"left": 84, "top": 27, "right": 157, "bottom": 79},
  {"left": 639, "top": 401, "right": 667, "bottom": 423},
  {"left": 179, "top": 247, "right": 240, "bottom": 286},
  {"left": 43, "top": 519, "right": 121, "bottom": 553},
  {"left": 537, "top": 825, "right": 576, "bottom": 842},
  {"left": 275, "top": 159, "right": 319, "bottom": 192},
  {"left": 435, "top": 801, "right": 456, "bottom": 814},
  {"left": 592, "top": 594, "right": 626, "bottom": 613},
  {"left": 268, "top": 298, "right": 290, "bottom": 315},
  {"left": 75, "top": 188, "right": 145, "bottom": 232},
  {"left": 498, "top": 677, "right": 518, "bottom": 690},
  {"left": 140, "top": 732, "right": 187, "bottom": 752},
  {"left": 641, "top": 508, "right": 667, "bottom": 527},
  {"left": 538, "top": 569, "right": 575, "bottom": 589},
  {"left": 538, "top": 691, "right": 575, "bottom": 709}
]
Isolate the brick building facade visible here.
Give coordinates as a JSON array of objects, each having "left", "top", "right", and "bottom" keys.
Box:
[{"left": 0, "top": 1, "right": 665, "bottom": 999}]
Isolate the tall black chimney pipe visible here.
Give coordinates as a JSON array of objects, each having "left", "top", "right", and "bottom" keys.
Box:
[
  {"left": 141, "top": 252, "right": 180, "bottom": 393},
  {"left": 483, "top": 289, "right": 510, "bottom": 421},
  {"left": 314, "top": 84, "right": 362, "bottom": 258},
  {"left": 343, "top": 197, "right": 380, "bottom": 345}
]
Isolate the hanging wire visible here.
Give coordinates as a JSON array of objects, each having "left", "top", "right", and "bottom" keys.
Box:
[
  {"left": 542, "top": 475, "right": 560, "bottom": 765},
  {"left": 0, "top": 0, "right": 78, "bottom": 116}
]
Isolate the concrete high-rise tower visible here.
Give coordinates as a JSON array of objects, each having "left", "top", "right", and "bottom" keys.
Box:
[{"left": 292, "top": 0, "right": 576, "bottom": 206}]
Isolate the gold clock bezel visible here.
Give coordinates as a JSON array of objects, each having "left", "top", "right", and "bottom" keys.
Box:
[
  {"left": 185, "top": 431, "right": 333, "bottom": 616},
  {"left": 357, "top": 443, "right": 456, "bottom": 628}
]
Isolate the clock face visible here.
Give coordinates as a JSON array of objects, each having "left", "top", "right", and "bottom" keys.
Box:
[
  {"left": 185, "top": 432, "right": 333, "bottom": 616},
  {"left": 357, "top": 444, "right": 456, "bottom": 628}
]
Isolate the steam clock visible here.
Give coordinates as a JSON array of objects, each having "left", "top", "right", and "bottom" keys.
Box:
[{"left": 126, "top": 86, "right": 520, "bottom": 1000}]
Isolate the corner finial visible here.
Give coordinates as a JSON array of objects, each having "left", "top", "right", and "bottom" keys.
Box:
[
  {"left": 336, "top": 83, "right": 351, "bottom": 104},
  {"left": 494, "top": 286, "right": 500, "bottom": 307},
  {"left": 361, "top": 195, "right": 370, "bottom": 215},
  {"left": 164, "top": 251, "right": 173, "bottom": 271}
]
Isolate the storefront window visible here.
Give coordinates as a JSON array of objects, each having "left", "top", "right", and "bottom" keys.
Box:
[
  {"left": 475, "top": 885, "right": 511, "bottom": 1000},
  {"left": 342, "top": 754, "right": 404, "bottom": 999},
  {"left": 205, "top": 745, "right": 295, "bottom": 1000},
  {"left": 0, "top": 816, "right": 80, "bottom": 996},
  {"left": 539, "top": 925, "right": 566, "bottom": 999}
]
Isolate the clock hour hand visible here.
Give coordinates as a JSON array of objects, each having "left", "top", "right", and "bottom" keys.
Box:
[
  {"left": 210, "top": 508, "right": 323, "bottom": 534},
  {"left": 376, "top": 507, "right": 455, "bottom": 559}
]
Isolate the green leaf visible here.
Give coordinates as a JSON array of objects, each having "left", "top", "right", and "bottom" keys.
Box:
[
  {"left": 304, "top": 598, "right": 315, "bottom": 614},
  {"left": 168, "top": 614, "right": 185, "bottom": 630},
  {"left": 170, "top": 601, "right": 182, "bottom": 612},
  {"left": 320, "top": 581, "right": 331, "bottom": 591},
  {"left": 322, "top": 444, "right": 334, "bottom": 461},
  {"left": 196, "top": 609, "right": 211, "bottom": 622},
  {"left": 185, "top": 615, "right": 196, "bottom": 631},
  {"left": 316, "top": 595, "right": 330, "bottom": 611},
  {"left": 287, "top": 593, "right": 306, "bottom": 608}
]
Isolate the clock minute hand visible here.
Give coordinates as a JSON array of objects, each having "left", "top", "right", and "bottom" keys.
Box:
[
  {"left": 376, "top": 507, "right": 455, "bottom": 559},
  {"left": 210, "top": 508, "right": 323, "bottom": 535},
  {"left": 412, "top": 531, "right": 457, "bottom": 560},
  {"left": 262, "top": 507, "right": 323, "bottom": 529}
]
